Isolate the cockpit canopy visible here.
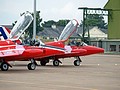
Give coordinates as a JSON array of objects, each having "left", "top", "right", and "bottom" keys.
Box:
[
  {"left": 58, "top": 19, "right": 78, "bottom": 42},
  {"left": 9, "top": 12, "right": 33, "bottom": 40}
]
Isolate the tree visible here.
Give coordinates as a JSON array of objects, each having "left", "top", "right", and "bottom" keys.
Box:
[
  {"left": 81, "top": 14, "right": 107, "bottom": 29},
  {"left": 26, "top": 11, "right": 43, "bottom": 38},
  {"left": 42, "top": 19, "right": 70, "bottom": 27},
  {"left": 42, "top": 20, "right": 56, "bottom": 27},
  {"left": 57, "top": 19, "right": 70, "bottom": 26}
]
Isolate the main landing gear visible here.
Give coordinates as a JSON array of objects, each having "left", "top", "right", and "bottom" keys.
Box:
[
  {"left": 40, "top": 58, "right": 62, "bottom": 66},
  {"left": 52, "top": 57, "right": 82, "bottom": 66},
  {"left": 40, "top": 59, "right": 49, "bottom": 66},
  {"left": 0, "top": 61, "right": 12, "bottom": 71},
  {"left": 53, "top": 59, "right": 62, "bottom": 66},
  {"left": 27, "top": 59, "right": 37, "bottom": 70},
  {"left": 0, "top": 62, "right": 9, "bottom": 71},
  {"left": 0, "top": 59, "right": 37, "bottom": 71},
  {"left": 39, "top": 57, "right": 82, "bottom": 67}
]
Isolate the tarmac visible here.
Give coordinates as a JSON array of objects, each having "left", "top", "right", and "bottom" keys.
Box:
[{"left": 0, "top": 54, "right": 120, "bottom": 90}]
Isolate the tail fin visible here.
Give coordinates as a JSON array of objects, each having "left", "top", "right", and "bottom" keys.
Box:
[{"left": 0, "top": 26, "right": 11, "bottom": 40}]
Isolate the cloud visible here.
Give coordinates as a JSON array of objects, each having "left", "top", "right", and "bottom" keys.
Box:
[
  {"left": 0, "top": 0, "right": 33, "bottom": 24},
  {"left": 1, "top": 1, "right": 33, "bottom": 15},
  {"left": 0, "top": 0, "right": 108, "bottom": 25},
  {"left": 41, "top": 2, "right": 78, "bottom": 21},
  {"left": 60, "top": 2, "right": 74, "bottom": 15}
]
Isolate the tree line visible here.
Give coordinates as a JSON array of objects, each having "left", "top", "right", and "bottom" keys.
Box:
[{"left": 12, "top": 11, "right": 107, "bottom": 38}]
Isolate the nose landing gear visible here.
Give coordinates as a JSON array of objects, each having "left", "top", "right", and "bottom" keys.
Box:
[{"left": 74, "top": 57, "right": 82, "bottom": 66}]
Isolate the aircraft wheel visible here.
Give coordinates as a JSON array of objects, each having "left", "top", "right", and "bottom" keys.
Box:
[
  {"left": 1, "top": 62, "right": 9, "bottom": 71},
  {"left": 27, "top": 63, "right": 36, "bottom": 70},
  {"left": 40, "top": 61, "right": 46, "bottom": 66},
  {"left": 53, "top": 60, "right": 59, "bottom": 66},
  {"left": 74, "top": 60, "right": 80, "bottom": 66}
]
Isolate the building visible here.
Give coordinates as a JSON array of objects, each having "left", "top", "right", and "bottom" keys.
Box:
[
  {"left": 102, "top": 0, "right": 120, "bottom": 53},
  {"left": 84, "top": 27, "right": 107, "bottom": 40},
  {"left": 91, "top": 39, "right": 120, "bottom": 53},
  {"left": 104, "top": 0, "right": 120, "bottom": 39}
]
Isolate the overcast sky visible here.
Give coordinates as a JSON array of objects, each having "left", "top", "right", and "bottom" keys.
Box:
[{"left": 0, "top": 0, "right": 108, "bottom": 25}]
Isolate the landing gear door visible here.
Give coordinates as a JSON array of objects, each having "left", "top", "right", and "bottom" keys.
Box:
[
  {"left": 9, "top": 12, "right": 33, "bottom": 40},
  {"left": 58, "top": 19, "right": 79, "bottom": 42}
]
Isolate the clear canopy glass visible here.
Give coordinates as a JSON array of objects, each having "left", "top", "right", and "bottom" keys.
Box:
[
  {"left": 58, "top": 19, "right": 78, "bottom": 42},
  {"left": 10, "top": 12, "right": 33, "bottom": 39}
]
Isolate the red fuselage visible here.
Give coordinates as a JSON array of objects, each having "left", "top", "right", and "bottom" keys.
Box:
[
  {"left": 45, "top": 41, "right": 104, "bottom": 59},
  {"left": 0, "top": 39, "right": 104, "bottom": 62},
  {"left": 0, "top": 40, "right": 65, "bottom": 62}
]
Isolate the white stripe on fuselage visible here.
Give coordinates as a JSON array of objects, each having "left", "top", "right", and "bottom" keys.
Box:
[{"left": 40, "top": 45, "right": 66, "bottom": 53}]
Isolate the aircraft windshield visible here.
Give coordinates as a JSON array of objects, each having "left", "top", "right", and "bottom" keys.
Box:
[
  {"left": 58, "top": 19, "right": 78, "bottom": 42},
  {"left": 10, "top": 12, "right": 33, "bottom": 39}
]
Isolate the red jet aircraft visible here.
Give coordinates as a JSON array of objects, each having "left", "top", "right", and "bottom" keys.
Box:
[
  {"left": 0, "top": 14, "right": 104, "bottom": 71},
  {"left": 0, "top": 12, "right": 66, "bottom": 71},
  {"left": 34, "top": 19, "right": 104, "bottom": 66}
]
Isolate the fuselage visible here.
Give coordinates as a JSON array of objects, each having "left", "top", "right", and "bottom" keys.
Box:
[
  {"left": 45, "top": 41, "right": 104, "bottom": 59},
  {"left": 0, "top": 40, "right": 65, "bottom": 62}
]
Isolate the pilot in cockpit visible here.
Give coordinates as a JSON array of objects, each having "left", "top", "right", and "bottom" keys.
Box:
[
  {"left": 68, "top": 39, "right": 76, "bottom": 46},
  {"left": 68, "top": 39, "right": 85, "bottom": 46}
]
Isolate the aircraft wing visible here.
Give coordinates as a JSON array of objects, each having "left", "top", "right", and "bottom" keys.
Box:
[{"left": 0, "top": 45, "right": 25, "bottom": 58}]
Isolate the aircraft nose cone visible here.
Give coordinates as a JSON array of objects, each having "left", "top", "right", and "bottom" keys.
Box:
[
  {"left": 90, "top": 46, "right": 104, "bottom": 54},
  {"left": 82, "top": 46, "right": 104, "bottom": 55},
  {"left": 98, "top": 48, "right": 104, "bottom": 53}
]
